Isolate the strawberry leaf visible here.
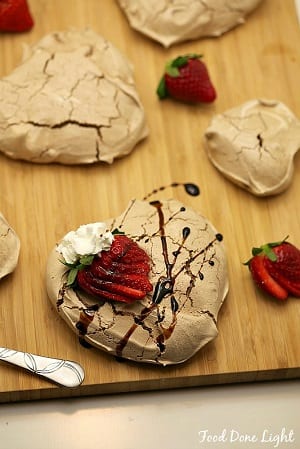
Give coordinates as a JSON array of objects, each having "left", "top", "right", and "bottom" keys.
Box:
[
  {"left": 67, "top": 268, "right": 79, "bottom": 286},
  {"left": 245, "top": 236, "right": 290, "bottom": 265},
  {"left": 60, "top": 259, "right": 77, "bottom": 268},
  {"left": 165, "top": 63, "right": 180, "bottom": 77},
  {"left": 156, "top": 76, "right": 168, "bottom": 99},
  {"left": 164, "top": 53, "right": 203, "bottom": 77},
  {"left": 251, "top": 247, "right": 263, "bottom": 256},
  {"left": 112, "top": 228, "right": 125, "bottom": 235},
  {"left": 261, "top": 244, "right": 277, "bottom": 262},
  {"left": 79, "top": 254, "right": 94, "bottom": 265},
  {"left": 62, "top": 255, "right": 95, "bottom": 286}
]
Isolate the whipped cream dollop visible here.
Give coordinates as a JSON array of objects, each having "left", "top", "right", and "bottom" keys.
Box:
[{"left": 56, "top": 223, "right": 114, "bottom": 264}]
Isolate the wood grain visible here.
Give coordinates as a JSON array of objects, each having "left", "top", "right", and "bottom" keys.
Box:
[{"left": 0, "top": 0, "right": 299, "bottom": 403}]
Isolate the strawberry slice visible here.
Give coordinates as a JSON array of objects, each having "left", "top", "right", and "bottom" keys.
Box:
[
  {"left": 0, "top": 0, "right": 34, "bottom": 32},
  {"left": 77, "top": 271, "right": 139, "bottom": 304},
  {"left": 76, "top": 235, "right": 153, "bottom": 304},
  {"left": 264, "top": 242, "right": 300, "bottom": 297},
  {"left": 157, "top": 54, "right": 216, "bottom": 104},
  {"left": 93, "top": 259, "right": 150, "bottom": 276},
  {"left": 246, "top": 237, "right": 300, "bottom": 301},
  {"left": 249, "top": 254, "right": 288, "bottom": 301},
  {"left": 90, "top": 262, "right": 152, "bottom": 292}
]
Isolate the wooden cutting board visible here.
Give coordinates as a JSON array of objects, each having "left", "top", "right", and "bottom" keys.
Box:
[{"left": 0, "top": 0, "right": 299, "bottom": 403}]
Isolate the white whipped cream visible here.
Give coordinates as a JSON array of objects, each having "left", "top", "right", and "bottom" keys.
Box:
[{"left": 56, "top": 223, "right": 114, "bottom": 264}]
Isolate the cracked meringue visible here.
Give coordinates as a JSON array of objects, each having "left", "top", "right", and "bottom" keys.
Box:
[
  {"left": 0, "top": 213, "right": 20, "bottom": 280},
  {"left": 46, "top": 199, "right": 228, "bottom": 365},
  {"left": 118, "top": 0, "right": 263, "bottom": 47},
  {"left": 204, "top": 99, "right": 300, "bottom": 196},
  {"left": 0, "top": 29, "right": 148, "bottom": 164}
]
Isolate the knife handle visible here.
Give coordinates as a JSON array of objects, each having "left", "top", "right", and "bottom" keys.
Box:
[{"left": 0, "top": 347, "right": 84, "bottom": 387}]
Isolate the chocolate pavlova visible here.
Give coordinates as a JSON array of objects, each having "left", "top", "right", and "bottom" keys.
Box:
[{"left": 46, "top": 193, "right": 228, "bottom": 365}]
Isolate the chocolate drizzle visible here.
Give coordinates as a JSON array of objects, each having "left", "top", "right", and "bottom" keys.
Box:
[
  {"left": 116, "top": 196, "right": 220, "bottom": 358},
  {"left": 115, "top": 303, "right": 156, "bottom": 357},
  {"left": 150, "top": 200, "right": 175, "bottom": 301},
  {"left": 114, "top": 190, "right": 225, "bottom": 359},
  {"left": 115, "top": 200, "right": 193, "bottom": 358},
  {"left": 143, "top": 182, "right": 200, "bottom": 200},
  {"left": 76, "top": 304, "right": 99, "bottom": 347},
  {"left": 56, "top": 284, "right": 67, "bottom": 309},
  {"left": 183, "top": 183, "right": 200, "bottom": 196}
]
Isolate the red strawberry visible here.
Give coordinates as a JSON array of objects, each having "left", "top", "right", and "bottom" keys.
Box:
[
  {"left": 0, "top": 0, "right": 34, "bottom": 33},
  {"left": 76, "top": 235, "right": 153, "bottom": 304},
  {"left": 245, "top": 237, "right": 300, "bottom": 301},
  {"left": 157, "top": 54, "right": 216, "bottom": 104}
]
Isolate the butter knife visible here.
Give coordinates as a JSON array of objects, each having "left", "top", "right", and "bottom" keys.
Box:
[{"left": 0, "top": 347, "right": 84, "bottom": 387}]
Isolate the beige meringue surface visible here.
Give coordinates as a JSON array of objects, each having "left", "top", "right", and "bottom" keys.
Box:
[
  {"left": 118, "top": 0, "right": 263, "bottom": 47},
  {"left": 0, "top": 29, "right": 148, "bottom": 165},
  {"left": 0, "top": 213, "right": 20, "bottom": 280},
  {"left": 204, "top": 99, "right": 300, "bottom": 196},
  {"left": 46, "top": 199, "right": 228, "bottom": 366},
  {"left": 1, "top": 0, "right": 300, "bottom": 403}
]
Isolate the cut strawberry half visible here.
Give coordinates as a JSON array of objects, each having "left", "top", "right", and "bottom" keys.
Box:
[
  {"left": 246, "top": 238, "right": 300, "bottom": 301},
  {"left": 263, "top": 242, "right": 300, "bottom": 297},
  {"left": 249, "top": 255, "right": 288, "bottom": 301},
  {"left": 76, "top": 235, "right": 153, "bottom": 304}
]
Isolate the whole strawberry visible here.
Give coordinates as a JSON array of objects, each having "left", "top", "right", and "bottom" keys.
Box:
[
  {"left": 245, "top": 237, "right": 300, "bottom": 301},
  {"left": 157, "top": 54, "right": 216, "bottom": 104},
  {"left": 0, "top": 0, "right": 34, "bottom": 33}
]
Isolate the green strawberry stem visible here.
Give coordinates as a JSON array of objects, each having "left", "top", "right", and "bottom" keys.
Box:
[
  {"left": 244, "top": 236, "right": 289, "bottom": 265},
  {"left": 165, "top": 54, "right": 202, "bottom": 77},
  {"left": 64, "top": 254, "right": 95, "bottom": 286}
]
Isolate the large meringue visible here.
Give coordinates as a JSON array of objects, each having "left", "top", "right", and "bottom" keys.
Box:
[
  {"left": 0, "top": 29, "right": 148, "bottom": 164},
  {"left": 46, "top": 198, "right": 228, "bottom": 366},
  {"left": 118, "top": 0, "right": 263, "bottom": 47},
  {"left": 0, "top": 213, "right": 20, "bottom": 280},
  {"left": 204, "top": 99, "right": 300, "bottom": 196}
]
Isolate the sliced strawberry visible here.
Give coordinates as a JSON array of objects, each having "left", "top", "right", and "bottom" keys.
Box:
[
  {"left": 0, "top": 0, "right": 34, "bottom": 32},
  {"left": 249, "top": 255, "right": 288, "bottom": 301},
  {"left": 122, "top": 247, "right": 150, "bottom": 263},
  {"left": 264, "top": 243, "right": 300, "bottom": 296},
  {"left": 77, "top": 271, "right": 138, "bottom": 304},
  {"left": 110, "top": 261, "right": 150, "bottom": 275},
  {"left": 90, "top": 262, "right": 152, "bottom": 292},
  {"left": 76, "top": 235, "right": 153, "bottom": 304},
  {"left": 78, "top": 270, "right": 149, "bottom": 299},
  {"left": 96, "top": 252, "right": 114, "bottom": 270},
  {"left": 109, "top": 235, "right": 132, "bottom": 259},
  {"left": 246, "top": 238, "right": 300, "bottom": 301},
  {"left": 92, "top": 259, "right": 150, "bottom": 276}
]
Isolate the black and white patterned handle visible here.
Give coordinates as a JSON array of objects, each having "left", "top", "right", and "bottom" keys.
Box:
[{"left": 0, "top": 347, "right": 84, "bottom": 387}]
